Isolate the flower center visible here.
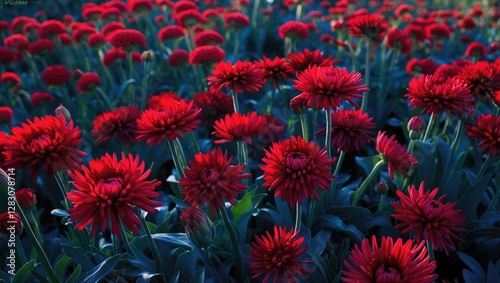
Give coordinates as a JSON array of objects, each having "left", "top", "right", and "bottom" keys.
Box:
[
  {"left": 95, "top": 177, "right": 126, "bottom": 205},
  {"left": 283, "top": 151, "right": 315, "bottom": 189},
  {"left": 30, "top": 134, "right": 53, "bottom": 154},
  {"left": 270, "top": 250, "right": 288, "bottom": 269},
  {"left": 375, "top": 265, "right": 403, "bottom": 283}
]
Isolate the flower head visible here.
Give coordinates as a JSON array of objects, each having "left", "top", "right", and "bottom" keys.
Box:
[
  {"left": 193, "top": 91, "right": 233, "bottom": 131},
  {"left": 92, "top": 106, "right": 140, "bottom": 145},
  {"left": 146, "top": 92, "right": 181, "bottom": 109},
  {"left": 168, "top": 49, "right": 189, "bottom": 67},
  {"left": 406, "top": 58, "right": 439, "bottom": 75},
  {"left": 376, "top": 131, "right": 418, "bottom": 178},
  {"left": 158, "top": 25, "right": 185, "bottom": 41},
  {"left": 109, "top": 29, "right": 146, "bottom": 51},
  {"left": 189, "top": 46, "right": 225, "bottom": 65},
  {"left": 1, "top": 72, "right": 20, "bottom": 87},
  {"left": 457, "top": 61, "right": 500, "bottom": 102},
  {"left": 180, "top": 207, "right": 215, "bottom": 248},
  {"left": 67, "top": 153, "right": 161, "bottom": 237},
  {"left": 248, "top": 226, "right": 310, "bottom": 283},
  {"left": 256, "top": 56, "right": 294, "bottom": 87},
  {"left": 3, "top": 115, "right": 87, "bottom": 182},
  {"left": 315, "top": 109, "right": 375, "bottom": 153},
  {"left": 294, "top": 66, "right": 369, "bottom": 110},
  {"left": 466, "top": 114, "right": 500, "bottom": 156},
  {"left": 77, "top": 72, "right": 101, "bottom": 93},
  {"left": 194, "top": 30, "right": 224, "bottom": 47},
  {"left": 465, "top": 42, "right": 487, "bottom": 58},
  {"left": 207, "top": 61, "right": 266, "bottom": 93},
  {"left": 392, "top": 182, "right": 467, "bottom": 254},
  {"left": 180, "top": 148, "right": 251, "bottom": 215},
  {"left": 4, "top": 34, "right": 29, "bottom": 51},
  {"left": 224, "top": 12, "right": 250, "bottom": 29},
  {"left": 30, "top": 92, "right": 55, "bottom": 107},
  {"left": 16, "top": 188, "right": 37, "bottom": 210},
  {"left": 28, "top": 39, "right": 55, "bottom": 56},
  {"left": 41, "top": 65, "right": 72, "bottom": 86},
  {"left": 103, "top": 48, "right": 127, "bottom": 66},
  {"left": 278, "top": 21, "right": 310, "bottom": 40},
  {"left": 348, "top": 13, "right": 389, "bottom": 41},
  {"left": 37, "top": 20, "right": 66, "bottom": 38},
  {"left": 212, "top": 112, "right": 267, "bottom": 144},
  {"left": 260, "top": 136, "right": 335, "bottom": 206},
  {"left": 342, "top": 235, "right": 438, "bottom": 283},
  {"left": 286, "top": 49, "right": 339, "bottom": 74},
  {"left": 136, "top": 98, "right": 201, "bottom": 145},
  {"left": 0, "top": 107, "right": 13, "bottom": 123},
  {"left": 405, "top": 75, "right": 474, "bottom": 117}
]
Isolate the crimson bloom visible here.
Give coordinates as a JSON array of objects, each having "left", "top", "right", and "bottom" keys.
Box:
[
  {"left": 207, "top": 61, "right": 266, "bottom": 93},
  {"left": 193, "top": 91, "right": 233, "bottom": 130},
  {"left": 37, "top": 20, "right": 66, "bottom": 38},
  {"left": 294, "top": 66, "right": 369, "bottom": 110},
  {"left": 405, "top": 58, "right": 439, "bottom": 75},
  {"left": 212, "top": 112, "right": 267, "bottom": 144},
  {"left": 189, "top": 46, "right": 225, "bottom": 65},
  {"left": 315, "top": 109, "right": 375, "bottom": 153},
  {"left": 136, "top": 98, "right": 201, "bottom": 145},
  {"left": 457, "top": 61, "right": 500, "bottom": 102},
  {"left": 255, "top": 56, "right": 294, "bottom": 86},
  {"left": 30, "top": 92, "right": 55, "bottom": 107},
  {"left": 28, "top": 39, "right": 55, "bottom": 56},
  {"left": 466, "top": 114, "right": 500, "bottom": 156},
  {"left": 465, "top": 42, "right": 487, "bottom": 58},
  {"left": 405, "top": 75, "right": 474, "bottom": 117},
  {"left": 278, "top": 21, "right": 310, "bottom": 40},
  {"left": 77, "top": 72, "right": 101, "bottom": 93},
  {"left": 158, "top": 25, "right": 185, "bottom": 41},
  {"left": 180, "top": 148, "right": 251, "bottom": 215},
  {"left": 0, "top": 107, "right": 13, "bottom": 123},
  {"left": 1, "top": 72, "right": 20, "bottom": 87},
  {"left": 348, "top": 13, "right": 389, "bottom": 41},
  {"left": 4, "top": 34, "right": 29, "bottom": 51},
  {"left": 3, "top": 115, "right": 87, "bottom": 182},
  {"left": 194, "top": 30, "right": 224, "bottom": 47},
  {"left": 376, "top": 131, "right": 417, "bottom": 178},
  {"left": 67, "top": 153, "right": 162, "bottom": 237},
  {"left": 168, "top": 49, "right": 189, "bottom": 67},
  {"left": 248, "top": 226, "right": 310, "bottom": 283},
  {"left": 103, "top": 48, "right": 127, "bottom": 66},
  {"left": 109, "top": 29, "right": 146, "bottom": 51},
  {"left": 286, "top": 49, "right": 339, "bottom": 74},
  {"left": 92, "top": 106, "right": 140, "bottom": 145},
  {"left": 146, "top": 91, "right": 181, "bottom": 109},
  {"left": 392, "top": 182, "right": 467, "bottom": 254},
  {"left": 41, "top": 65, "right": 72, "bottom": 86},
  {"left": 342, "top": 235, "right": 438, "bottom": 283},
  {"left": 260, "top": 136, "right": 335, "bottom": 206},
  {"left": 16, "top": 188, "right": 37, "bottom": 210}
]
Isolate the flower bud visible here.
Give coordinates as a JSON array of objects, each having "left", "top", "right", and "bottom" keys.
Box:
[
  {"left": 407, "top": 116, "right": 425, "bottom": 139},
  {"left": 55, "top": 104, "right": 71, "bottom": 120},
  {"left": 72, "top": 68, "right": 84, "bottom": 80},
  {"left": 16, "top": 188, "right": 37, "bottom": 210},
  {"left": 0, "top": 212, "right": 23, "bottom": 235},
  {"left": 376, "top": 181, "right": 388, "bottom": 194},
  {"left": 141, "top": 50, "right": 155, "bottom": 62},
  {"left": 180, "top": 207, "right": 215, "bottom": 248},
  {"left": 290, "top": 95, "right": 308, "bottom": 115}
]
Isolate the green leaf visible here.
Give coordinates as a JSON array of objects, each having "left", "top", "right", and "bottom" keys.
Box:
[
  {"left": 0, "top": 270, "right": 11, "bottom": 282},
  {"left": 61, "top": 244, "right": 94, "bottom": 271},
  {"left": 307, "top": 250, "right": 332, "bottom": 283},
  {"left": 12, "top": 259, "right": 35, "bottom": 283},
  {"left": 487, "top": 261, "right": 500, "bottom": 283},
  {"left": 65, "top": 265, "right": 82, "bottom": 283},
  {"left": 115, "top": 78, "right": 136, "bottom": 106},
  {"left": 413, "top": 140, "right": 436, "bottom": 186},
  {"left": 355, "top": 156, "right": 381, "bottom": 175},
  {"left": 458, "top": 251, "right": 486, "bottom": 282},
  {"left": 152, "top": 233, "right": 193, "bottom": 250},
  {"left": 189, "top": 267, "right": 205, "bottom": 283},
  {"left": 459, "top": 173, "right": 492, "bottom": 219},
  {"left": 51, "top": 209, "right": 69, "bottom": 218},
  {"left": 231, "top": 186, "right": 266, "bottom": 223},
  {"left": 169, "top": 271, "right": 180, "bottom": 283},
  {"left": 81, "top": 254, "right": 121, "bottom": 283},
  {"left": 175, "top": 251, "right": 198, "bottom": 281},
  {"left": 136, "top": 273, "right": 163, "bottom": 283},
  {"left": 54, "top": 254, "right": 71, "bottom": 280}
]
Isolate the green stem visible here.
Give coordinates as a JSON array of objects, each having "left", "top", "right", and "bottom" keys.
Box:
[
  {"left": 188, "top": 131, "right": 200, "bottom": 153},
  {"left": 95, "top": 87, "right": 114, "bottom": 110},
  {"left": 306, "top": 199, "right": 316, "bottom": 228},
  {"left": 219, "top": 207, "right": 245, "bottom": 280},
  {"left": 27, "top": 209, "right": 43, "bottom": 244},
  {"left": 441, "top": 116, "right": 450, "bottom": 135},
  {"left": 192, "top": 64, "right": 202, "bottom": 92},
  {"left": 351, "top": 159, "right": 385, "bottom": 206},
  {"left": 231, "top": 86, "right": 240, "bottom": 113},
  {"left": 168, "top": 140, "right": 186, "bottom": 179},
  {"left": 450, "top": 119, "right": 463, "bottom": 155},
  {"left": 128, "top": 52, "right": 135, "bottom": 103},
  {"left": 383, "top": 49, "right": 398, "bottom": 102},
  {"left": 422, "top": 114, "right": 436, "bottom": 142},
  {"left": 325, "top": 109, "right": 333, "bottom": 158},
  {"left": 141, "top": 61, "right": 149, "bottom": 109},
  {"left": 15, "top": 202, "right": 59, "bottom": 283},
  {"left": 427, "top": 241, "right": 435, "bottom": 262},
  {"left": 377, "top": 192, "right": 387, "bottom": 212},
  {"left": 140, "top": 215, "right": 166, "bottom": 279},
  {"left": 294, "top": 202, "right": 302, "bottom": 233},
  {"left": 119, "top": 220, "right": 133, "bottom": 253},
  {"left": 202, "top": 247, "right": 224, "bottom": 283},
  {"left": 299, "top": 113, "right": 309, "bottom": 142},
  {"left": 361, "top": 39, "right": 371, "bottom": 113},
  {"left": 476, "top": 155, "right": 491, "bottom": 182},
  {"left": 295, "top": 4, "right": 302, "bottom": 21},
  {"left": 173, "top": 138, "right": 187, "bottom": 169},
  {"left": 54, "top": 171, "right": 69, "bottom": 208},
  {"left": 232, "top": 29, "right": 240, "bottom": 58},
  {"left": 400, "top": 140, "right": 416, "bottom": 193}
]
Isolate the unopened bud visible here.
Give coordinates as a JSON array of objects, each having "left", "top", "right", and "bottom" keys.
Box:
[
  {"left": 376, "top": 181, "right": 388, "bottom": 194},
  {"left": 0, "top": 212, "right": 23, "bottom": 235},
  {"left": 16, "top": 188, "right": 37, "bottom": 210},
  {"left": 72, "top": 69, "right": 84, "bottom": 79},
  {"left": 55, "top": 104, "right": 71, "bottom": 120},
  {"left": 290, "top": 95, "right": 308, "bottom": 115},
  {"left": 180, "top": 207, "right": 215, "bottom": 248},
  {"left": 407, "top": 116, "right": 425, "bottom": 139},
  {"left": 141, "top": 50, "right": 155, "bottom": 62}
]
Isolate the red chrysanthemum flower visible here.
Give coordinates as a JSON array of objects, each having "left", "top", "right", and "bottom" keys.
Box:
[
  {"left": 158, "top": 25, "right": 185, "bottom": 41},
  {"left": 392, "top": 182, "right": 467, "bottom": 254},
  {"left": 465, "top": 42, "right": 487, "bottom": 58},
  {"left": 9, "top": 16, "right": 33, "bottom": 33},
  {"left": 88, "top": 33, "right": 106, "bottom": 48},
  {"left": 31, "top": 92, "right": 55, "bottom": 107},
  {"left": 207, "top": 61, "right": 266, "bottom": 93},
  {"left": 37, "top": 20, "right": 66, "bottom": 39},
  {"left": 167, "top": 49, "right": 189, "bottom": 67},
  {"left": 4, "top": 34, "right": 29, "bottom": 52},
  {"left": 386, "top": 28, "right": 412, "bottom": 54},
  {"left": 67, "top": 153, "right": 161, "bottom": 237},
  {"left": 180, "top": 148, "right": 251, "bottom": 215},
  {"left": 109, "top": 29, "right": 146, "bottom": 51},
  {"left": 376, "top": 131, "right": 418, "bottom": 178},
  {"left": 41, "top": 65, "right": 72, "bottom": 86},
  {"left": 348, "top": 13, "right": 389, "bottom": 41},
  {"left": 103, "top": 48, "right": 127, "bottom": 66},
  {"left": 458, "top": 15, "right": 476, "bottom": 30},
  {"left": 101, "top": 21, "right": 125, "bottom": 39},
  {"left": 1, "top": 72, "right": 20, "bottom": 87},
  {"left": 58, "top": 33, "right": 73, "bottom": 45},
  {"left": 28, "top": 39, "right": 55, "bottom": 56},
  {"left": 81, "top": 3, "right": 102, "bottom": 20},
  {"left": 259, "top": 114, "right": 287, "bottom": 145},
  {"left": 466, "top": 114, "right": 500, "bottom": 156},
  {"left": 0, "top": 47, "right": 19, "bottom": 65},
  {"left": 286, "top": 49, "right": 340, "bottom": 74},
  {"left": 224, "top": 12, "right": 250, "bottom": 29},
  {"left": 146, "top": 91, "right": 181, "bottom": 109},
  {"left": 260, "top": 136, "right": 335, "bottom": 206},
  {"left": 136, "top": 98, "right": 201, "bottom": 145},
  {"left": 16, "top": 188, "right": 37, "bottom": 210},
  {"left": 188, "top": 46, "right": 226, "bottom": 65},
  {"left": 100, "top": 7, "right": 121, "bottom": 21},
  {"left": 174, "top": 9, "right": 204, "bottom": 28},
  {"left": 212, "top": 112, "right": 267, "bottom": 144},
  {"left": 278, "top": 20, "right": 310, "bottom": 40},
  {"left": 0, "top": 107, "right": 13, "bottom": 123},
  {"left": 194, "top": 30, "right": 224, "bottom": 47},
  {"left": 425, "top": 23, "right": 452, "bottom": 39},
  {"left": 128, "top": 0, "right": 153, "bottom": 13},
  {"left": 72, "top": 26, "right": 97, "bottom": 44},
  {"left": 248, "top": 226, "right": 311, "bottom": 283},
  {"left": 405, "top": 58, "right": 439, "bottom": 75},
  {"left": 0, "top": 132, "right": 8, "bottom": 168},
  {"left": 434, "top": 64, "right": 462, "bottom": 80},
  {"left": 193, "top": 91, "right": 234, "bottom": 130},
  {"left": 315, "top": 109, "right": 375, "bottom": 153},
  {"left": 92, "top": 106, "right": 140, "bottom": 145},
  {"left": 405, "top": 75, "right": 474, "bottom": 117},
  {"left": 3, "top": 115, "right": 87, "bottom": 182},
  {"left": 457, "top": 61, "right": 500, "bottom": 101},
  {"left": 77, "top": 72, "right": 101, "bottom": 93},
  {"left": 294, "top": 66, "right": 369, "bottom": 110},
  {"left": 342, "top": 235, "right": 438, "bottom": 283},
  {"left": 255, "top": 56, "right": 295, "bottom": 87}
]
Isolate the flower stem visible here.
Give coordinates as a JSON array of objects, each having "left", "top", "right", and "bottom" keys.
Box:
[
  {"left": 427, "top": 241, "right": 435, "bottom": 262},
  {"left": 377, "top": 192, "right": 387, "bottom": 212},
  {"left": 140, "top": 215, "right": 166, "bottom": 280},
  {"left": 450, "top": 119, "right": 463, "bottom": 156},
  {"left": 202, "top": 247, "right": 224, "bottom": 283},
  {"left": 361, "top": 39, "right": 371, "bottom": 113},
  {"left": 95, "top": 86, "right": 114, "bottom": 110},
  {"left": 219, "top": 206, "right": 245, "bottom": 280},
  {"left": 128, "top": 52, "right": 136, "bottom": 103},
  {"left": 476, "top": 155, "right": 491, "bottom": 182},
  {"left": 295, "top": 4, "right": 303, "bottom": 21},
  {"left": 168, "top": 139, "right": 186, "bottom": 179},
  {"left": 231, "top": 86, "right": 240, "bottom": 113},
  {"left": 232, "top": 30, "right": 240, "bottom": 58},
  {"left": 119, "top": 220, "right": 133, "bottom": 253},
  {"left": 27, "top": 209, "right": 43, "bottom": 244},
  {"left": 351, "top": 159, "right": 385, "bottom": 206},
  {"left": 16, "top": 202, "right": 59, "bottom": 283},
  {"left": 383, "top": 49, "right": 398, "bottom": 102},
  {"left": 299, "top": 113, "right": 309, "bottom": 142},
  {"left": 325, "top": 109, "right": 332, "bottom": 159},
  {"left": 141, "top": 61, "right": 149, "bottom": 109},
  {"left": 422, "top": 114, "right": 436, "bottom": 142},
  {"left": 294, "top": 202, "right": 302, "bottom": 233}
]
